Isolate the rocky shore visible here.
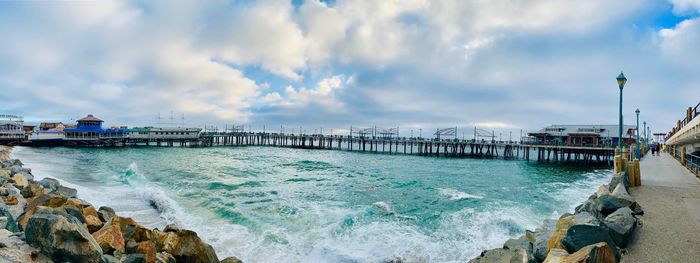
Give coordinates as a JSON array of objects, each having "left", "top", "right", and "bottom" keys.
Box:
[
  {"left": 0, "top": 146, "right": 241, "bottom": 263},
  {"left": 469, "top": 170, "right": 643, "bottom": 263}
]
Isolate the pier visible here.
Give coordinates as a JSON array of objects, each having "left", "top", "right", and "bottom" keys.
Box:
[{"left": 198, "top": 132, "right": 615, "bottom": 164}]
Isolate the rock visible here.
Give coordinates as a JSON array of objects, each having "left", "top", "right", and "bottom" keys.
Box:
[
  {"left": 156, "top": 252, "right": 177, "bottom": 263},
  {"left": 8, "top": 175, "right": 28, "bottom": 189},
  {"left": 542, "top": 248, "right": 569, "bottom": 263},
  {"left": 504, "top": 235, "right": 532, "bottom": 251},
  {"left": 65, "top": 198, "right": 84, "bottom": 209},
  {"left": 82, "top": 204, "right": 98, "bottom": 218},
  {"left": 533, "top": 219, "right": 556, "bottom": 262},
  {"left": 468, "top": 248, "right": 528, "bottom": 263},
  {"left": 113, "top": 216, "right": 152, "bottom": 242},
  {"left": 25, "top": 213, "right": 103, "bottom": 263},
  {"left": 164, "top": 223, "right": 180, "bottom": 232},
  {"left": 64, "top": 205, "right": 87, "bottom": 223},
  {"left": 10, "top": 159, "right": 22, "bottom": 166},
  {"left": 20, "top": 183, "right": 43, "bottom": 198},
  {"left": 595, "top": 185, "right": 610, "bottom": 198},
  {"left": 602, "top": 207, "right": 636, "bottom": 248},
  {"left": 124, "top": 253, "right": 147, "bottom": 263},
  {"left": 504, "top": 235, "right": 535, "bottom": 262},
  {"left": 547, "top": 215, "right": 574, "bottom": 250},
  {"left": 2, "top": 195, "right": 18, "bottom": 206},
  {"left": 85, "top": 215, "right": 103, "bottom": 233},
  {"left": 98, "top": 206, "right": 116, "bottom": 223},
  {"left": 0, "top": 229, "right": 53, "bottom": 263},
  {"left": 3, "top": 185, "right": 26, "bottom": 220},
  {"left": 164, "top": 229, "right": 219, "bottom": 263},
  {"left": 561, "top": 224, "right": 620, "bottom": 261},
  {"left": 27, "top": 193, "right": 68, "bottom": 209},
  {"left": 102, "top": 254, "right": 121, "bottom": 263},
  {"left": 136, "top": 241, "right": 157, "bottom": 263},
  {"left": 221, "top": 256, "right": 243, "bottom": 263},
  {"left": 91, "top": 217, "right": 126, "bottom": 254},
  {"left": 38, "top": 178, "right": 61, "bottom": 193},
  {"left": 573, "top": 212, "right": 600, "bottom": 226},
  {"left": 0, "top": 186, "right": 9, "bottom": 196},
  {"left": 565, "top": 242, "right": 618, "bottom": 263},
  {"left": 0, "top": 170, "right": 10, "bottom": 180},
  {"left": 53, "top": 186, "right": 77, "bottom": 199},
  {"left": 0, "top": 205, "right": 19, "bottom": 232}
]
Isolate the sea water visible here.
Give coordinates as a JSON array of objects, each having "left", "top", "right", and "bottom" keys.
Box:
[{"left": 11, "top": 146, "right": 611, "bottom": 262}]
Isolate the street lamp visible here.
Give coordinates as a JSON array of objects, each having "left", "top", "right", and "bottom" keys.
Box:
[
  {"left": 616, "top": 72, "right": 627, "bottom": 150},
  {"left": 635, "top": 108, "right": 640, "bottom": 159},
  {"left": 643, "top": 121, "right": 647, "bottom": 144}
]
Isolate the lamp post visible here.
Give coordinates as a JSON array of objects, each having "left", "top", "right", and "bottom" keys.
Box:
[
  {"left": 635, "top": 108, "right": 640, "bottom": 159},
  {"left": 616, "top": 72, "right": 627, "bottom": 150},
  {"left": 643, "top": 121, "right": 647, "bottom": 144}
]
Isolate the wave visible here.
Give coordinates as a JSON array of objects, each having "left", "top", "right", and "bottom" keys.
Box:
[
  {"left": 437, "top": 188, "right": 484, "bottom": 200},
  {"left": 372, "top": 201, "right": 417, "bottom": 220}
]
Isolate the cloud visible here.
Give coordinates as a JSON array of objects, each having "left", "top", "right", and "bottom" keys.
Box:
[{"left": 1, "top": 0, "right": 699, "bottom": 136}]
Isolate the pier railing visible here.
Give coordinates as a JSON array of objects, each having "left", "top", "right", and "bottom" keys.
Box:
[{"left": 685, "top": 152, "right": 700, "bottom": 176}]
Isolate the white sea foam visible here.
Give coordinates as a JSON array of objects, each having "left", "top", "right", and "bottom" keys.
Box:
[{"left": 437, "top": 188, "right": 484, "bottom": 200}]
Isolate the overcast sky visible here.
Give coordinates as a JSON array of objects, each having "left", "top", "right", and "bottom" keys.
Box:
[{"left": 1, "top": 0, "right": 699, "bottom": 137}]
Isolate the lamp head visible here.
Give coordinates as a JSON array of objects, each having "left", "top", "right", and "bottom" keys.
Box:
[
  {"left": 616, "top": 72, "right": 627, "bottom": 89},
  {"left": 636, "top": 108, "right": 640, "bottom": 115}
]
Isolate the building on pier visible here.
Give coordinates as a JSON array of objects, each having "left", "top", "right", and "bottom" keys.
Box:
[
  {"left": 129, "top": 127, "right": 201, "bottom": 140},
  {"left": 63, "top": 114, "right": 129, "bottom": 141},
  {"left": 528, "top": 124, "right": 637, "bottom": 147},
  {"left": 0, "top": 114, "right": 24, "bottom": 144}
]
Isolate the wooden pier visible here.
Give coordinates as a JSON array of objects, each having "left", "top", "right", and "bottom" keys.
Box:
[
  {"left": 197, "top": 132, "right": 615, "bottom": 165},
  {"left": 15, "top": 132, "right": 616, "bottom": 165}
]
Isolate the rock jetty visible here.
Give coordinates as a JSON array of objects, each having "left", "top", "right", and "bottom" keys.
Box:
[
  {"left": 0, "top": 146, "right": 242, "bottom": 263},
  {"left": 469, "top": 171, "right": 643, "bottom": 263}
]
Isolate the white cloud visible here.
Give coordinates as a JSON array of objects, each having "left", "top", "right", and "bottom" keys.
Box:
[
  {"left": 670, "top": 0, "right": 700, "bottom": 15},
  {"left": 272, "top": 75, "right": 347, "bottom": 109}
]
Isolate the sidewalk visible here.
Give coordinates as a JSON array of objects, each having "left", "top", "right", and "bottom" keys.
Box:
[{"left": 622, "top": 152, "right": 700, "bottom": 262}]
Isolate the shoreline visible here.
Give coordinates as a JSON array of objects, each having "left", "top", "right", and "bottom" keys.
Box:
[
  {"left": 0, "top": 146, "right": 242, "bottom": 263},
  {"left": 469, "top": 164, "right": 642, "bottom": 262}
]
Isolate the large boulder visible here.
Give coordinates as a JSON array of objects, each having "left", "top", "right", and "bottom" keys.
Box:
[
  {"left": 53, "top": 186, "right": 78, "bottom": 199},
  {"left": 157, "top": 229, "right": 219, "bottom": 263},
  {"left": 565, "top": 242, "right": 618, "bottom": 263},
  {"left": 91, "top": 217, "right": 126, "bottom": 254},
  {"left": 532, "top": 219, "right": 556, "bottom": 262},
  {"left": 468, "top": 248, "right": 528, "bottom": 263},
  {"left": 0, "top": 229, "right": 53, "bottom": 263},
  {"left": 561, "top": 224, "right": 620, "bottom": 261},
  {"left": 20, "top": 183, "right": 43, "bottom": 198},
  {"left": 547, "top": 214, "right": 574, "bottom": 251},
  {"left": 98, "top": 206, "right": 116, "bottom": 223},
  {"left": 0, "top": 204, "right": 19, "bottom": 232},
  {"left": 38, "top": 178, "right": 61, "bottom": 193},
  {"left": 8, "top": 175, "right": 28, "bottom": 189},
  {"left": 24, "top": 213, "right": 103, "bottom": 263},
  {"left": 542, "top": 248, "right": 569, "bottom": 263},
  {"left": 602, "top": 207, "right": 636, "bottom": 248},
  {"left": 504, "top": 235, "right": 535, "bottom": 263}
]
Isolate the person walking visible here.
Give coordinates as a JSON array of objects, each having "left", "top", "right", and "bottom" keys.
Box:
[{"left": 651, "top": 143, "right": 656, "bottom": 156}]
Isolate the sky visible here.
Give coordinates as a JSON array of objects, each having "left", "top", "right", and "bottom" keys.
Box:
[{"left": 1, "top": 0, "right": 699, "bottom": 137}]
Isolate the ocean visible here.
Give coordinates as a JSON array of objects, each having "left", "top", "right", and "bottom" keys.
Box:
[{"left": 11, "top": 146, "right": 611, "bottom": 262}]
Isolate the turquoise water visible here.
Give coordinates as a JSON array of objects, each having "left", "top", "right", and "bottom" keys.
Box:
[{"left": 12, "top": 146, "right": 611, "bottom": 262}]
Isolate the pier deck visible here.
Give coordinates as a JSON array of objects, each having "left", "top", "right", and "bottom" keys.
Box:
[
  {"left": 623, "top": 153, "right": 700, "bottom": 262},
  {"left": 13, "top": 132, "right": 617, "bottom": 165}
]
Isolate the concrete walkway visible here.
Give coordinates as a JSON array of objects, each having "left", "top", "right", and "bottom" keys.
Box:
[{"left": 623, "top": 152, "right": 700, "bottom": 262}]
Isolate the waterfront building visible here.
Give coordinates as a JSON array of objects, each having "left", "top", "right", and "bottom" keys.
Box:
[
  {"left": 0, "top": 114, "right": 24, "bottom": 144},
  {"left": 528, "top": 124, "right": 637, "bottom": 147},
  {"left": 64, "top": 114, "right": 129, "bottom": 141},
  {"left": 129, "top": 127, "right": 201, "bottom": 140},
  {"left": 40, "top": 122, "right": 65, "bottom": 131}
]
